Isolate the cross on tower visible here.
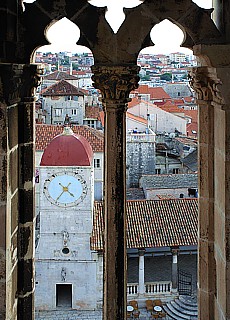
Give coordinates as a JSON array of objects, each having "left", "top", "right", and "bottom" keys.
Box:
[{"left": 88, "top": 0, "right": 143, "bottom": 33}]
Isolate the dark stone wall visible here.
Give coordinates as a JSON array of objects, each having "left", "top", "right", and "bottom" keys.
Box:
[
  {"left": 127, "top": 141, "right": 155, "bottom": 188},
  {"left": 0, "top": 64, "right": 40, "bottom": 320}
]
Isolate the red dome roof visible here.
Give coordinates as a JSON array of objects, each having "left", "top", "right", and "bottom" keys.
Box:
[{"left": 40, "top": 127, "right": 93, "bottom": 166}]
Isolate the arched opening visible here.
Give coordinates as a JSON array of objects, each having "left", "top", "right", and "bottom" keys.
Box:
[
  {"left": 1, "top": 1, "right": 228, "bottom": 319},
  {"left": 33, "top": 17, "right": 104, "bottom": 317},
  {"left": 88, "top": 0, "right": 143, "bottom": 33},
  {"left": 126, "top": 19, "right": 198, "bottom": 316},
  {"left": 142, "top": 19, "right": 189, "bottom": 55},
  {"left": 31, "top": 17, "right": 92, "bottom": 62}
]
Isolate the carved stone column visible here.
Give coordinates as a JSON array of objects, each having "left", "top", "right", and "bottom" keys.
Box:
[
  {"left": 138, "top": 249, "right": 145, "bottom": 295},
  {"left": 92, "top": 65, "right": 139, "bottom": 320},
  {"left": 190, "top": 63, "right": 225, "bottom": 320},
  {"left": 17, "top": 64, "right": 42, "bottom": 320},
  {"left": 171, "top": 248, "right": 178, "bottom": 292},
  {"left": 0, "top": 63, "right": 42, "bottom": 320}
]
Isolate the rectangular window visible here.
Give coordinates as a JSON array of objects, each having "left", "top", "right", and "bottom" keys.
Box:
[
  {"left": 72, "top": 109, "right": 77, "bottom": 115},
  {"left": 35, "top": 169, "right": 39, "bottom": 183},
  {"left": 94, "top": 159, "right": 100, "bottom": 168},
  {"left": 155, "top": 169, "right": 161, "bottom": 174},
  {"left": 94, "top": 159, "right": 101, "bottom": 168},
  {"left": 83, "top": 119, "right": 96, "bottom": 128},
  {"left": 56, "top": 284, "right": 72, "bottom": 308},
  {"left": 173, "top": 168, "right": 179, "bottom": 174},
  {"left": 55, "top": 108, "right": 63, "bottom": 116}
]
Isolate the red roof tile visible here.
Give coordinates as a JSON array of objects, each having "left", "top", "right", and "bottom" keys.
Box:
[
  {"left": 44, "top": 71, "right": 78, "bottom": 80},
  {"left": 36, "top": 124, "right": 104, "bottom": 153},
  {"left": 126, "top": 112, "right": 148, "bottom": 125},
  {"left": 149, "top": 87, "right": 171, "bottom": 100},
  {"left": 41, "top": 80, "right": 86, "bottom": 96},
  {"left": 128, "top": 97, "right": 140, "bottom": 109},
  {"left": 131, "top": 86, "right": 171, "bottom": 100},
  {"left": 184, "top": 110, "right": 198, "bottom": 123},
  {"left": 85, "top": 105, "right": 101, "bottom": 120},
  {"left": 98, "top": 109, "right": 148, "bottom": 128},
  {"left": 91, "top": 199, "right": 198, "bottom": 250},
  {"left": 187, "top": 123, "right": 198, "bottom": 137},
  {"left": 160, "top": 105, "right": 184, "bottom": 113}
]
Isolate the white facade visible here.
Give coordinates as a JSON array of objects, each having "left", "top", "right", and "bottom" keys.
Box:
[
  {"left": 35, "top": 165, "right": 103, "bottom": 310},
  {"left": 126, "top": 116, "right": 147, "bottom": 132},
  {"left": 42, "top": 95, "right": 85, "bottom": 125},
  {"left": 169, "top": 52, "right": 186, "bottom": 63},
  {"left": 93, "top": 152, "right": 103, "bottom": 201},
  {"left": 128, "top": 101, "right": 187, "bottom": 134}
]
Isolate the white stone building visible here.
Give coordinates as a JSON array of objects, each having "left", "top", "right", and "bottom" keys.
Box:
[
  {"left": 41, "top": 80, "right": 87, "bottom": 125},
  {"left": 128, "top": 99, "right": 187, "bottom": 135},
  {"left": 35, "top": 127, "right": 103, "bottom": 310}
]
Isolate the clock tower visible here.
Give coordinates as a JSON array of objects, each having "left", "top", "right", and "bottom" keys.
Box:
[{"left": 35, "top": 127, "right": 102, "bottom": 311}]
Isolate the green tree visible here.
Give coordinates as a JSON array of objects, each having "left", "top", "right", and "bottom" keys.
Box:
[
  {"left": 72, "top": 63, "right": 79, "bottom": 71},
  {"left": 140, "top": 75, "right": 150, "bottom": 81},
  {"left": 160, "top": 73, "right": 172, "bottom": 81}
]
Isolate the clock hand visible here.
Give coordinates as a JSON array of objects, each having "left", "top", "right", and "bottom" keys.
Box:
[
  {"left": 67, "top": 190, "right": 74, "bottom": 197},
  {"left": 56, "top": 190, "right": 65, "bottom": 201}
]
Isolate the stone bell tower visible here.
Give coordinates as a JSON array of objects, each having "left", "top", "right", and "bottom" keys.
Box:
[{"left": 35, "top": 127, "right": 101, "bottom": 310}]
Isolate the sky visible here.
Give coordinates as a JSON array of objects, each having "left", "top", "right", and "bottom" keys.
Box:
[{"left": 23, "top": 0, "right": 213, "bottom": 55}]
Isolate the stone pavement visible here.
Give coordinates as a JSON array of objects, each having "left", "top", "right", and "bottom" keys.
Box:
[
  {"left": 35, "top": 309, "right": 103, "bottom": 320},
  {"left": 35, "top": 306, "right": 174, "bottom": 319},
  {"left": 35, "top": 308, "right": 170, "bottom": 319}
]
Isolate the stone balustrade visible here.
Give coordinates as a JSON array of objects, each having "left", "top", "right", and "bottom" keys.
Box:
[{"left": 127, "top": 281, "right": 172, "bottom": 297}]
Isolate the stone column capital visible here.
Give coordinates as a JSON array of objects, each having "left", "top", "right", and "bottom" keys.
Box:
[
  {"left": 0, "top": 64, "right": 43, "bottom": 105},
  {"left": 91, "top": 65, "right": 140, "bottom": 106},
  {"left": 20, "top": 64, "right": 44, "bottom": 102},
  {"left": 189, "top": 66, "right": 224, "bottom": 105},
  {"left": 138, "top": 248, "right": 146, "bottom": 256}
]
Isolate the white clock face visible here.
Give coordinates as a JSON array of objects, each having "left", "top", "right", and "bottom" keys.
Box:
[{"left": 43, "top": 171, "right": 87, "bottom": 207}]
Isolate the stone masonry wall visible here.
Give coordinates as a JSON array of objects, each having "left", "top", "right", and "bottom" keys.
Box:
[{"left": 126, "top": 141, "right": 155, "bottom": 188}]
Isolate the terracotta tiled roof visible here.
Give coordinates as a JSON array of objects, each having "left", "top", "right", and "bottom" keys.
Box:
[
  {"left": 131, "top": 86, "right": 171, "bottom": 100},
  {"left": 184, "top": 110, "right": 198, "bottom": 123},
  {"left": 128, "top": 97, "right": 140, "bottom": 108},
  {"left": 41, "top": 80, "right": 86, "bottom": 96},
  {"left": 91, "top": 199, "right": 198, "bottom": 250},
  {"left": 135, "top": 84, "right": 149, "bottom": 94},
  {"left": 186, "top": 122, "right": 198, "bottom": 137},
  {"left": 160, "top": 105, "right": 184, "bottom": 113},
  {"left": 74, "top": 71, "right": 87, "bottom": 76},
  {"left": 173, "top": 99, "right": 185, "bottom": 105},
  {"left": 85, "top": 105, "right": 101, "bottom": 120},
  {"left": 36, "top": 124, "right": 104, "bottom": 152},
  {"left": 99, "top": 111, "right": 105, "bottom": 127},
  {"left": 183, "top": 97, "right": 195, "bottom": 103},
  {"left": 127, "top": 112, "right": 148, "bottom": 125},
  {"left": 98, "top": 110, "right": 148, "bottom": 127},
  {"left": 149, "top": 87, "right": 171, "bottom": 100},
  {"left": 44, "top": 71, "right": 78, "bottom": 80},
  {"left": 175, "top": 137, "right": 197, "bottom": 146}
]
